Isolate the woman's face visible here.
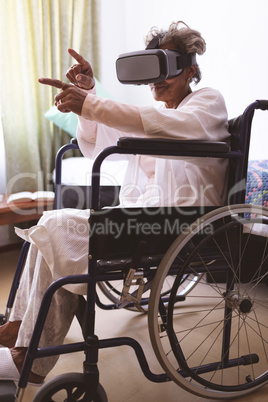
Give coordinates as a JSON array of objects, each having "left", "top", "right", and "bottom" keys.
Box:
[
  {"left": 149, "top": 70, "right": 191, "bottom": 109},
  {"left": 149, "top": 44, "right": 196, "bottom": 109}
]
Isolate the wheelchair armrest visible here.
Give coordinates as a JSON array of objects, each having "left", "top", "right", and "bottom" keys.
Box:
[
  {"left": 117, "top": 137, "right": 230, "bottom": 154},
  {"left": 90, "top": 138, "right": 231, "bottom": 209}
]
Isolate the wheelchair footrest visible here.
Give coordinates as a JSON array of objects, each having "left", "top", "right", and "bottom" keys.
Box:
[
  {"left": 0, "top": 381, "right": 16, "bottom": 401},
  {"left": 120, "top": 269, "right": 146, "bottom": 312}
]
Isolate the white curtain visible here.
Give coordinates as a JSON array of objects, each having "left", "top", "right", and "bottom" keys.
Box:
[
  {"left": 0, "top": 119, "right": 6, "bottom": 195},
  {"left": 0, "top": 0, "right": 100, "bottom": 193},
  {"left": 0, "top": 114, "right": 8, "bottom": 244}
]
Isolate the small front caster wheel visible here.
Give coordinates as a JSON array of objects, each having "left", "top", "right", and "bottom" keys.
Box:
[{"left": 33, "top": 373, "right": 107, "bottom": 402}]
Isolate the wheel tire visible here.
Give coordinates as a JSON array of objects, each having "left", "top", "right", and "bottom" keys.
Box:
[
  {"left": 148, "top": 204, "right": 268, "bottom": 399},
  {"left": 33, "top": 373, "right": 107, "bottom": 402}
]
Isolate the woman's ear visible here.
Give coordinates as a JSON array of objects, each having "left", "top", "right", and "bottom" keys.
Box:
[{"left": 187, "top": 65, "right": 196, "bottom": 80}]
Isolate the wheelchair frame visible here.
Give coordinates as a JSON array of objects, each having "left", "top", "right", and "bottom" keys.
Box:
[{"left": 0, "top": 100, "right": 268, "bottom": 401}]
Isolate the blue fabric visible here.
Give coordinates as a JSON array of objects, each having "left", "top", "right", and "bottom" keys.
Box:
[{"left": 246, "top": 160, "right": 268, "bottom": 207}]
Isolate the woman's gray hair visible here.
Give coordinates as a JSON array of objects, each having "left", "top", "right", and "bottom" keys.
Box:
[{"left": 145, "top": 21, "right": 206, "bottom": 84}]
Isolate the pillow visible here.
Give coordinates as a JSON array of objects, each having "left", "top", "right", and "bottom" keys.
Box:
[
  {"left": 44, "top": 79, "right": 114, "bottom": 137},
  {"left": 246, "top": 160, "right": 268, "bottom": 207},
  {"left": 45, "top": 107, "right": 78, "bottom": 137}
]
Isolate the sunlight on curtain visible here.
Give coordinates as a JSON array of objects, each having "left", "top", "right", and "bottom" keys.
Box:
[
  {"left": 0, "top": 108, "right": 8, "bottom": 244},
  {"left": 0, "top": 112, "right": 6, "bottom": 195},
  {"left": 0, "top": 0, "right": 100, "bottom": 193}
]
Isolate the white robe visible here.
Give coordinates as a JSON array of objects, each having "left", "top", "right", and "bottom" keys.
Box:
[
  {"left": 11, "top": 86, "right": 230, "bottom": 377},
  {"left": 77, "top": 86, "right": 230, "bottom": 207}
]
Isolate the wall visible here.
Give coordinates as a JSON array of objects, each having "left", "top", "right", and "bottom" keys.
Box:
[{"left": 99, "top": 0, "right": 268, "bottom": 160}]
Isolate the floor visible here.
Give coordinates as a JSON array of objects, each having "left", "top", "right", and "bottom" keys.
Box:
[{"left": 0, "top": 248, "right": 268, "bottom": 402}]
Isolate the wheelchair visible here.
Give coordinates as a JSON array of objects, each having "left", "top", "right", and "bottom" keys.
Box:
[{"left": 0, "top": 99, "right": 268, "bottom": 401}]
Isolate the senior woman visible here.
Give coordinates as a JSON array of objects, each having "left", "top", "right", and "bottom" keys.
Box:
[{"left": 0, "top": 21, "right": 229, "bottom": 383}]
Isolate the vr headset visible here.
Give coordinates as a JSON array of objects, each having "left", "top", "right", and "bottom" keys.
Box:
[{"left": 116, "top": 35, "right": 196, "bottom": 85}]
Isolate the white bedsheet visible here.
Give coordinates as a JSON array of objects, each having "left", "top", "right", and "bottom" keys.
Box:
[{"left": 54, "top": 157, "right": 128, "bottom": 186}]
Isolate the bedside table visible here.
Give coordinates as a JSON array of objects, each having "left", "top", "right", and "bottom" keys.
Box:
[{"left": 0, "top": 194, "right": 54, "bottom": 226}]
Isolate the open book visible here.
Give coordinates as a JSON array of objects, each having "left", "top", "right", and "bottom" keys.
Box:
[{"left": 7, "top": 191, "right": 55, "bottom": 204}]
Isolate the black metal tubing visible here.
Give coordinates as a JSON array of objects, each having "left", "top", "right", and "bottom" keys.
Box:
[
  {"left": 17, "top": 273, "right": 170, "bottom": 389},
  {"left": 6, "top": 241, "right": 30, "bottom": 309},
  {"left": 90, "top": 146, "right": 243, "bottom": 210},
  {"left": 54, "top": 138, "right": 79, "bottom": 209},
  {"left": 98, "top": 337, "right": 169, "bottom": 383},
  {"left": 17, "top": 273, "right": 91, "bottom": 389},
  {"left": 179, "top": 354, "right": 259, "bottom": 380},
  {"left": 232, "top": 99, "right": 268, "bottom": 204},
  {"left": 2, "top": 140, "right": 80, "bottom": 314},
  {"left": 53, "top": 100, "right": 267, "bottom": 211},
  {"left": 89, "top": 100, "right": 267, "bottom": 209},
  {"left": 11, "top": 100, "right": 268, "bottom": 395}
]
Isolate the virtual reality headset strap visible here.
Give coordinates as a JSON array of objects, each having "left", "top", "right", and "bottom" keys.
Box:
[
  {"left": 146, "top": 33, "right": 196, "bottom": 72},
  {"left": 146, "top": 34, "right": 162, "bottom": 50}
]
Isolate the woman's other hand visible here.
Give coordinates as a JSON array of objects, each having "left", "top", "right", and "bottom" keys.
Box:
[
  {"left": 66, "top": 48, "right": 95, "bottom": 90},
  {"left": 38, "top": 78, "right": 88, "bottom": 116}
]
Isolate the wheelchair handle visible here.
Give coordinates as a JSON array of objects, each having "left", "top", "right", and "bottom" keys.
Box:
[
  {"left": 256, "top": 99, "right": 268, "bottom": 111},
  {"left": 54, "top": 139, "right": 80, "bottom": 209}
]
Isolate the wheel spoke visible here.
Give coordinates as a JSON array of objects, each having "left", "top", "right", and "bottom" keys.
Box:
[{"left": 149, "top": 205, "right": 268, "bottom": 399}]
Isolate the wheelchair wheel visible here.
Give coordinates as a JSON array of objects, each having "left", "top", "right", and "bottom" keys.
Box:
[
  {"left": 32, "top": 373, "right": 107, "bottom": 402},
  {"left": 148, "top": 204, "right": 268, "bottom": 399}
]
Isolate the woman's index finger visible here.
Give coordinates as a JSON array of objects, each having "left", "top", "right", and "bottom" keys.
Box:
[
  {"left": 38, "top": 78, "right": 71, "bottom": 90},
  {"left": 68, "top": 48, "right": 87, "bottom": 66}
]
